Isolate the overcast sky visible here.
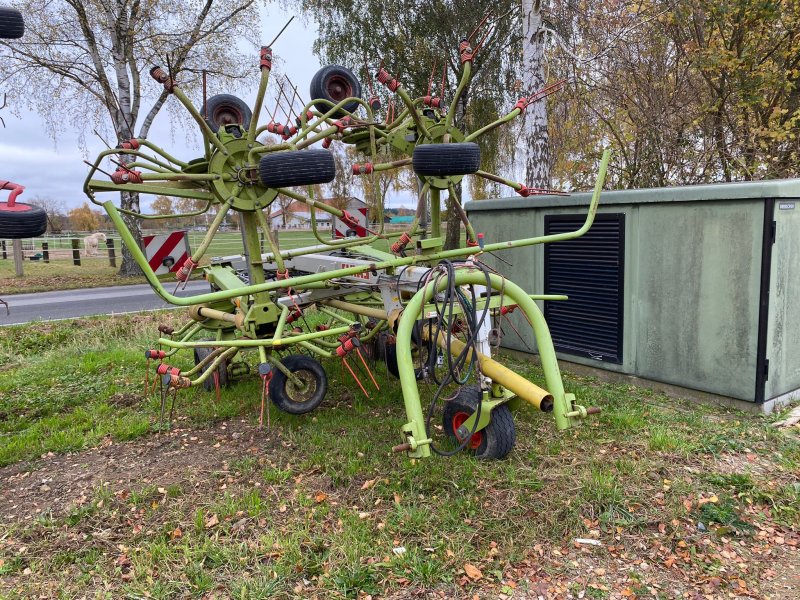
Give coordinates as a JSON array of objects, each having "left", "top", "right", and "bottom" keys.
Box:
[{"left": 0, "top": 6, "right": 333, "bottom": 212}]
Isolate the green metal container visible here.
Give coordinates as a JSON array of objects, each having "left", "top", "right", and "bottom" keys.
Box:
[{"left": 466, "top": 180, "right": 800, "bottom": 412}]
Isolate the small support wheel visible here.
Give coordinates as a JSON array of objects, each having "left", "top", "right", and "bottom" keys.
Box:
[
  {"left": 385, "top": 322, "right": 434, "bottom": 380},
  {"left": 269, "top": 355, "right": 328, "bottom": 415},
  {"left": 194, "top": 346, "right": 229, "bottom": 392},
  {"left": 442, "top": 384, "right": 516, "bottom": 459}
]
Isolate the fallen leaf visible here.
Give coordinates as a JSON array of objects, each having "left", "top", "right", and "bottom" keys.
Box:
[
  {"left": 171, "top": 527, "right": 182, "bottom": 539},
  {"left": 205, "top": 514, "right": 219, "bottom": 528},
  {"left": 464, "top": 563, "right": 482, "bottom": 580},
  {"left": 314, "top": 492, "right": 328, "bottom": 503},
  {"left": 361, "top": 478, "right": 377, "bottom": 490}
]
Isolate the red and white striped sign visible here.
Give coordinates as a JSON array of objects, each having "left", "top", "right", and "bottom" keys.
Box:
[
  {"left": 143, "top": 231, "right": 190, "bottom": 275},
  {"left": 333, "top": 206, "right": 368, "bottom": 238}
]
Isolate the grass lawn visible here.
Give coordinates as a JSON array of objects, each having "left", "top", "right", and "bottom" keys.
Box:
[{"left": 0, "top": 314, "right": 798, "bottom": 598}]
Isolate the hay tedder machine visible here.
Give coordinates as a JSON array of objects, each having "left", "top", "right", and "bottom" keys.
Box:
[{"left": 84, "top": 19, "right": 610, "bottom": 460}]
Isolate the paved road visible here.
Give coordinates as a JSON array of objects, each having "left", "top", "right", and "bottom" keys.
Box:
[{"left": 1, "top": 281, "right": 212, "bottom": 325}]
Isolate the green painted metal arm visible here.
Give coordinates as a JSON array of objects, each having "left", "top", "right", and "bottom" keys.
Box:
[
  {"left": 100, "top": 149, "right": 609, "bottom": 307},
  {"left": 395, "top": 270, "right": 573, "bottom": 459}
]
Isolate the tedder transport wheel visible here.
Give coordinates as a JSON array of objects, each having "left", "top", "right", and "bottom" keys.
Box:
[
  {"left": 194, "top": 346, "right": 229, "bottom": 392},
  {"left": 0, "top": 6, "right": 24, "bottom": 39},
  {"left": 309, "top": 65, "right": 362, "bottom": 118},
  {"left": 385, "top": 322, "right": 434, "bottom": 381},
  {"left": 412, "top": 142, "right": 481, "bottom": 177},
  {"left": 442, "top": 384, "right": 516, "bottom": 459},
  {"left": 201, "top": 94, "right": 252, "bottom": 133},
  {"left": 0, "top": 203, "right": 47, "bottom": 238},
  {"left": 269, "top": 354, "right": 328, "bottom": 415},
  {"left": 259, "top": 149, "right": 337, "bottom": 189}
]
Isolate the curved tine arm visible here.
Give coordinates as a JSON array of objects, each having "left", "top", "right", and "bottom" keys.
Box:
[
  {"left": 446, "top": 182, "right": 477, "bottom": 243},
  {"left": 247, "top": 61, "right": 271, "bottom": 144},
  {"left": 99, "top": 150, "right": 609, "bottom": 307},
  {"left": 169, "top": 87, "right": 227, "bottom": 155},
  {"left": 445, "top": 60, "right": 472, "bottom": 130},
  {"left": 464, "top": 107, "right": 522, "bottom": 142}
]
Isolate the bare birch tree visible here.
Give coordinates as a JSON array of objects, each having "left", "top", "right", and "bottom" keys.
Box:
[{"left": 0, "top": 0, "right": 260, "bottom": 274}]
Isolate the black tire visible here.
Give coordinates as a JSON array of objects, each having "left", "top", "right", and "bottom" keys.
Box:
[
  {"left": 259, "top": 149, "right": 336, "bottom": 189},
  {"left": 0, "top": 203, "right": 47, "bottom": 238},
  {"left": 385, "top": 323, "right": 433, "bottom": 380},
  {"left": 194, "top": 347, "right": 229, "bottom": 392},
  {"left": 0, "top": 7, "right": 24, "bottom": 39},
  {"left": 201, "top": 94, "right": 252, "bottom": 133},
  {"left": 309, "top": 65, "right": 362, "bottom": 118},
  {"left": 442, "top": 385, "right": 516, "bottom": 459},
  {"left": 412, "top": 142, "right": 481, "bottom": 177},
  {"left": 269, "top": 355, "right": 328, "bottom": 415}
]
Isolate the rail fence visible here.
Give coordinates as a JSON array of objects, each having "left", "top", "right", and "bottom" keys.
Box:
[{"left": 0, "top": 224, "right": 409, "bottom": 269}]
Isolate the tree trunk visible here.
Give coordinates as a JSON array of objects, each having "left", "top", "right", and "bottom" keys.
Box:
[
  {"left": 521, "top": 0, "right": 550, "bottom": 188},
  {"left": 444, "top": 185, "right": 461, "bottom": 249},
  {"left": 118, "top": 190, "right": 145, "bottom": 276}
]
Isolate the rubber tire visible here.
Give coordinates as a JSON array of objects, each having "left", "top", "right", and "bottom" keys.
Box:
[
  {"left": 0, "top": 204, "right": 47, "bottom": 238},
  {"left": 412, "top": 142, "right": 481, "bottom": 177},
  {"left": 0, "top": 7, "right": 24, "bottom": 39},
  {"left": 442, "top": 385, "right": 516, "bottom": 459},
  {"left": 385, "top": 323, "right": 433, "bottom": 381},
  {"left": 194, "top": 347, "right": 229, "bottom": 392},
  {"left": 259, "top": 149, "right": 336, "bottom": 189},
  {"left": 309, "top": 65, "right": 362, "bottom": 118},
  {"left": 201, "top": 94, "right": 252, "bottom": 133},
  {"left": 269, "top": 355, "right": 328, "bottom": 415}
]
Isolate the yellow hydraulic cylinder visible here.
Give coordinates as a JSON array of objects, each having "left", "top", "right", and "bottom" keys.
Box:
[{"left": 427, "top": 331, "right": 554, "bottom": 412}]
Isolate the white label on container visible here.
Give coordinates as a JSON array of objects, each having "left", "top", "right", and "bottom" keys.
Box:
[{"left": 778, "top": 202, "right": 795, "bottom": 210}]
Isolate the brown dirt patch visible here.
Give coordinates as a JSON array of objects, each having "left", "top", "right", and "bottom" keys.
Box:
[{"left": 0, "top": 418, "right": 274, "bottom": 523}]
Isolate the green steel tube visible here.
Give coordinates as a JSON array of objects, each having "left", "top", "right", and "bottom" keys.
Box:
[
  {"left": 254, "top": 207, "right": 286, "bottom": 273},
  {"left": 395, "top": 270, "right": 572, "bottom": 459},
  {"left": 136, "top": 140, "right": 190, "bottom": 168},
  {"left": 190, "top": 347, "right": 239, "bottom": 387},
  {"left": 248, "top": 62, "right": 271, "bottom": 144},
  {"left": 446, "top": 61, "right": 471, "bottom": 130},
  {"left": 272, "top": 304, "right": 290, "bottom": 343},
  {"left": 298, "top": 341, "right": 333, "bottom": 358},
  {"left": 171, "top": 87, "right": 227, "bottom": 154},
  {"left": 430, "top": 187, "right": 441, "bottom": 237},
  {"left": 158, "top": 324, "right": 351, "bottom": 349},
  {"left": 464, "top": 108, "right": 521, "bottom": 142},
  {"left": 191, "top": 200, "right": 232, "bottom": 263},
  {"left": 100, "top": 149, "right": 608, "bottom": 307}
]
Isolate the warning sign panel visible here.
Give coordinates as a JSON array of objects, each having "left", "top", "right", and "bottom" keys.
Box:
[{"left": 143, "top": 231, "right": 190, "bottom": 275}]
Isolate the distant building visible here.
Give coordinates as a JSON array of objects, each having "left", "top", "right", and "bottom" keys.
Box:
[{"left": 269, "top": 201, "right": 332, "bottom": 230}]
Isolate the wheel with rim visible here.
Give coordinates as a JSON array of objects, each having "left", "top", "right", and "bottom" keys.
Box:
[
  {"left": 412, "top": 142, "right": 481, "bottom": 177},
  {"left": 442, "top": 384, "right": 516, "bottom": 459},
  {"left": 201, "top": 94, "right": 252, "bottom": 133},
  {"left": 385, "top": 322, "right": 434, "bottom": 380},
  {"left": 0, "top": 203, "right": 47, "bottom": 238},
  {"left": 269, "top": 355, "right": 328, "bottom": 415},
  {"left": 194, "top": 346, "right": 229, "bottom": 392},
  {"left": 0, "top": 7, "right": 24, "bottom": 39},
  {"left": 309, "top": 65, "right": 362, "bottom": 118},
  {"left": 259, "top": 149, "right": 336, "bottom": 189}
]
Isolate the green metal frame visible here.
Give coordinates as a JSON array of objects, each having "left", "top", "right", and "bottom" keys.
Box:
[{"left": 82, "top": 25, "right": 611, "bottom": 459}]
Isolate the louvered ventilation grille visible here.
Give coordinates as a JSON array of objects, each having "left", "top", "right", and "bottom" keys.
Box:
[{"left": 544, "top": 214, "right": 625, "bottom": 363}]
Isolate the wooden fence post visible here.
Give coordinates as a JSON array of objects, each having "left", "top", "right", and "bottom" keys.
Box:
[
  {"left": 42, "top": 241, "right": 49, "bottom": 263},
  {"left": 1, "top": 240, "right": 6, "bottom": 259},
  {"left": 12, "top": 239, "right": 24, "bottom": 277},
  {"left": 106, "top": 238, "right": 117, "bottom": 268},
  {"left": 71, "top": 238, "right": 81, "bottom": 266}
]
